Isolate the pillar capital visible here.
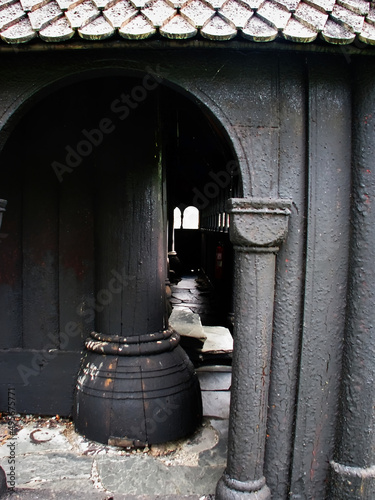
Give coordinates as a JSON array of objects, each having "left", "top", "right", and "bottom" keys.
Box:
[{"left": 226, "top": 198, "right": 292, "bottom": 248}]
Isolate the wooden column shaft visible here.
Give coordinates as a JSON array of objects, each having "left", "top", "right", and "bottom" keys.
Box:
[{"left": 216, "top": 197, "right": 291, "bottom": 500}]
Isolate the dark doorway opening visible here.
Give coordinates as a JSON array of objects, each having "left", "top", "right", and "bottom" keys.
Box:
[{"left": 160, "top": 84, "right": 238, "bottom": 332}]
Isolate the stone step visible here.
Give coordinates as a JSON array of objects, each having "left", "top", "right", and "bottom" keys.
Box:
[
  {"left": 196, "top": 366, "right": 231, "bottom": 419},
  {"left": 200, "top": 326, "right": 233, "bottom": 354}
]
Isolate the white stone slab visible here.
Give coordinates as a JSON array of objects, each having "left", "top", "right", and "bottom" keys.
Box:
[
  {"left": 201, "top": 326, "right": 233, "bottom": 353},
  {"left": 169, "top": 308, "right": 206, "bottom": 341}
]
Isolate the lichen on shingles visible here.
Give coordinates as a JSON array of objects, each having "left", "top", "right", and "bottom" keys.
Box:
[{"left": 0, "top": 0, "right": 375, "bottom": 44}]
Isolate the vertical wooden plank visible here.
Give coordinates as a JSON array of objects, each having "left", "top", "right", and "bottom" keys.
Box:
[
  {"left": 233, "top": 126, "right": 279, "bottom": 198},
  {"left": 22, "top": 159, "right": 59, "bottom": 350},
  {"left": 289, "top": 55, "right": 351, "bottom": 499},
  {"left": 265, "top": 56, "right": 307, "bottom": 499},
  {"left": 0, "top": 350, "right": 82, "bottom": 416},
  {"left": 230, "top": 54, "right": 280, "bottom": 198},
  {"left": 58, "top": 162, "right": 95, "bottom": 351},
  {"left": 0, "top": 155, "right": 23, "bottom": 349}
]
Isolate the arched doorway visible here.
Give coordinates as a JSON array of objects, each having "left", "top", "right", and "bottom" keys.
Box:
[{"left": 0, "top": 72, "right": 240, "bottom": 421}]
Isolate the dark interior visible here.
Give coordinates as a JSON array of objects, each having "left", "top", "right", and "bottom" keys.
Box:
[{"left": 0, "top": 75, "right": 237, "bottom": 354}]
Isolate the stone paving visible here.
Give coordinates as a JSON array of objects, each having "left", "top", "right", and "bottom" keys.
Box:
[{"left": 0, "top": 414, "right": 228, "bottom": 499}]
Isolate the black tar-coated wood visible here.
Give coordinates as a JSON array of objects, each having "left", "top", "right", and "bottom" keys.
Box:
[
  {"left": 290, "top": 55, "right": 352, "bottom": 499},
  {"left": 265, "top": 55, "right": 307, "bottom": 499},
  {"left": 0, "top": 49, "right": 372, "bottom": 499},
  {"left": 330, "top": 58, "right": 375, "bottom": 500}
]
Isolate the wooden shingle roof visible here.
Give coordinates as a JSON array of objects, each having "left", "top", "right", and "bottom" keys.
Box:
[{"left": 1, "top": 0, "right": 375, "bottom": 45}]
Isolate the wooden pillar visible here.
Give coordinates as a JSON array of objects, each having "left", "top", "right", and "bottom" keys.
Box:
[
  {"left": 94, "top": 159, "right": 167, "bottom": 337},
  {"left": 73, "top": 91, "right": 201, "bottom": 446},
  {"left": 330, "top": 59, "right": 375, "bottom": 500},
  {"left": 216, "top": 198, "right": 291, "bottom": 500}
]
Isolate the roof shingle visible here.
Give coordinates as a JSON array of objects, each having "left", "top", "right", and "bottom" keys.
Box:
[{"left": 0, "top": 0, "right": 374, "bottom": 45}]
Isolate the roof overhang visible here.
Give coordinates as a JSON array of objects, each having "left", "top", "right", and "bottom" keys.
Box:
[{"left": 0, "top": 0, "right": 375, "bottom": 50}]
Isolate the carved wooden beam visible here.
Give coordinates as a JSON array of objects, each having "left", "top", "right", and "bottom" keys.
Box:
[{"left": 216, "top": 197, "right": 292, "bottom": 500}]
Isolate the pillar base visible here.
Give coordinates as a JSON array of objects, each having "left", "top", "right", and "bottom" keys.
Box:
[
  {"left": 216, "top": 472, "right": 271, "bottom": 500},
  {"left": 330, "top": 460, "right": 375, "bottom": 499},
  {"left": 73, "top": 329, "right": 202, "bottom": 446}
]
